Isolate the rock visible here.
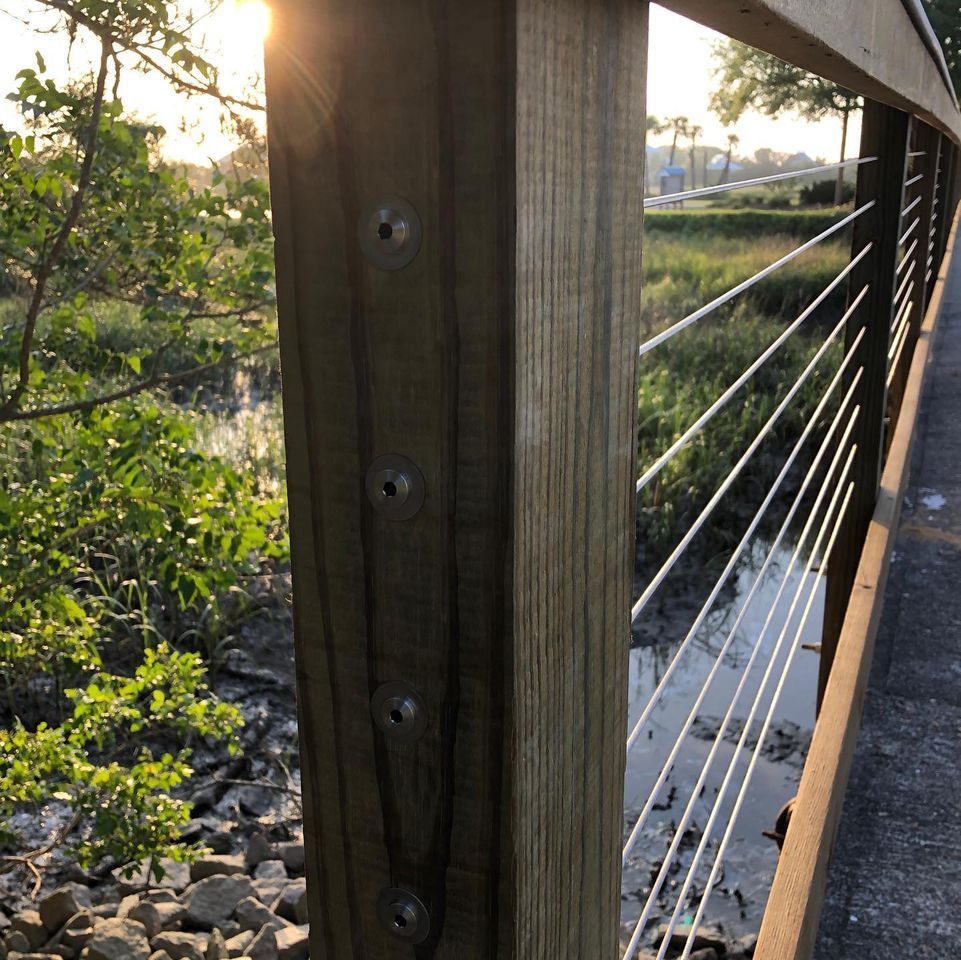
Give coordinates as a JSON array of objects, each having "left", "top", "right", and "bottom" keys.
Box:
[
  {"left": 189, "top": 855, "right": 245, "bottom": 883},
  {"left": 269, "top": 882, "right": 305, "bottom": 925},
  {"left": 183, "top": 876, "right": 255, "bottom": 930},
  {"left": 152, "top": 902, "right": 187, "bottom": 931},
  {"left": 731, "top": 934, "right": 757, "bottom": 958},
  {"left": 128, "top": 903, "right": 162, "bottom": 940},
  {"left": 293, "top": 890, "right": 307, "bottom": 927},
  {"left": 251, "top": 881, "right": 286, "bottom": 909},
  {"left": 246, "top": 926, "right": 277, "bottom": 960},
  {"left": 150, "top": 932, "right": 208, "bottom": 960},
  {"left": 90, "top": 905, "right": 118, "bottom": 919},
  {"left": 223, "top": 930, "right": 254, "bottom": 958},
  {"left": 244, "top": 836, "right": 273, "bottom": 869},
  {"left": 144, "top": 892, "right": 180, "bottom": 905},
  {"left": 11, "top": 911, "right": 46, "bottom": 949},
  {"left": 148, "top": 953, "right": 174, "bottom": 960},
  {"left": 233, "top": 900, "right": 287, "bottom": 935},
  {"left": 217, "top": 922, "right": 241, "bottom": 941},
  {"left": 252, "top": 862, "right": 286, "bottom": 882},
  {"left": 115, "top": 860, "right": 191, "bottom": 894},
  {"left": 273, "top": 926, "right": 308, "bottom": 960},
  {"left": 689, "top": 950, "right": 718, "bottom": 960},
  {"left": 116, "top": 896, "right": 142, "bottom": 921},
  {"left": 48, "top": 911, "right": 95, "bottom": 954},
  {"left": 654, "top": 923, "right": 727, "bottom": 957},
  {"left": 203, "top": 832, "right": 235, "bottom": 856},
  {"left": 84, "top": 918, "right": 150, "bottom": 960},
  {"left": 4, "top": 929, "right": 32, "bottom": 954},
  {"left": 274, "top": 844, "right": 304, "bottom": 875},
  {"left": 205, "top": 929, "right": 228, "bottom": 960},
  {"left": 39, "top": 886, "right": 92, "bottom": 933}
]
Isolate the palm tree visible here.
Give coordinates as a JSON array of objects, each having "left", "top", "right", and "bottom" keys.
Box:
[
  {"left": 645, "top": 115, "right": 667, "bottom": 193},
  {"left": 721, "top": 132, "right": 740, "bottom": 184},
  {"left": 667, "top": 115, "right": 689, "bottom": 166},
  {"left": 688, "top": 124, "right": 703, "bottom": 190}
]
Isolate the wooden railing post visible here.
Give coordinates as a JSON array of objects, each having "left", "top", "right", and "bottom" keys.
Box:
[
  {"left": 819, "top": 101, "right": 909, "bottom": 705},
  {"left": 262, "top": 1, "right": 648, "bottom": 956}
]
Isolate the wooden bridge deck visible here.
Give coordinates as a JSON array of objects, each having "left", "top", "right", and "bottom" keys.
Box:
[{"left": 815, "top": 239, "right": 961, "bottom": 958}]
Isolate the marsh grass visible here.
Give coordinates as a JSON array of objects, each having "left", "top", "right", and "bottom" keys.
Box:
[{"left": 635, "top": 227, "right": 849, "bottom": 572}]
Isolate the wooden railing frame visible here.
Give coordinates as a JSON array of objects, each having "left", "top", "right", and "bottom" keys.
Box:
[
  {"left": 756, "top": 199, "right": 961, "bottom": 960},
  {"left": 262, "top": 1, "right": 961, "bottom": 957}
]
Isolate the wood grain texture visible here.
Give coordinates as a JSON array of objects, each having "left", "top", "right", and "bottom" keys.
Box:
[
  {"left": 819, "top": 102, "right": 908, "bottom": 705},
  {"left": 263, "top": 1, "right": 648, "bottom": 956},
  {"left": 755, "top": 202, "right": 961, "bottom": 960},
  {"left": 657, "top": 0, "right": 961, "bottom": 143}
]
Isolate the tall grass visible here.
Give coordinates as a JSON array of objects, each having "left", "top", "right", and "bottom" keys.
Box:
[
  {"left": 641, "top": 232, "right": 850, "bottom": 334},
  {"left": 635, "top": 228, "right": 849, "bottom": 574}
]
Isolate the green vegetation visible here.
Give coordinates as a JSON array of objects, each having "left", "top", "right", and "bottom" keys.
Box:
[
  {"left": 636, "top": 225, "right": 850, "bottom": 572},
  {"left": 0, "top": 0, "right": 283, "bottom": 881},
  {"left": 644, "top": 208, "right": 846, "bottom": 238},
  {"left": 641, "top": 231, "right": 850, "bottom": 333}
]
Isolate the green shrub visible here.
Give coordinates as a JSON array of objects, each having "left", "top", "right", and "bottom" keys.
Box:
[
  {"left": 644, "top": 208, "right": 847, "bottom": 238},
  {"left": 799, "top": 178, "right": 856, "bottom": 206},
  {"left": 0, "top": 401, "right": 287, "bottom": 872}
]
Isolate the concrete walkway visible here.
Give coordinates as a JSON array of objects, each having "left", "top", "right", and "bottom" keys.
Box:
[{"left": 815, "top": 247, "right": 961, "bottom": 958}]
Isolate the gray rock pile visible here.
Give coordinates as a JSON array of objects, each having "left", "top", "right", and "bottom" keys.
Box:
[{"left": 1, "top": 837, "right": 309, "bottom": 960}]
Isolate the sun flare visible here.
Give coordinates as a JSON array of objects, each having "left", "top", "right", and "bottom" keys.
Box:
[{"left": 218, "top": 0, "right": 272, "bottom": 54}]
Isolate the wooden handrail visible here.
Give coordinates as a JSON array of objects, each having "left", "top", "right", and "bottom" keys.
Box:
[{"left": 659, "top": 0, "right": 961, "bottom": 144}]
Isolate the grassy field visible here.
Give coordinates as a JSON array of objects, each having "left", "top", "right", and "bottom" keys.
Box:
[{"left": 635, "top": 215, "right": 851, "bottom": 572}]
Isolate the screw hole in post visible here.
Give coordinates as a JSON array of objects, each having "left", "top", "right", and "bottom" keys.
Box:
[
  {"left": 377, "top": 221, "right": 394, "bottom": 241},
  {"left": 382, "top": 481, "right": 397, "bottom": 498},
  {"left": 394, "top": 915, "right": 408, "bottom": 929},
  {"left": 389, "top": 709, "right": 404, "bottom": 725}
]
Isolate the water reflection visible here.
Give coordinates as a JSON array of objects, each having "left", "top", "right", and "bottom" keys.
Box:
[{"left": 622, "top": 542, "right": 822, "bottom": 942}]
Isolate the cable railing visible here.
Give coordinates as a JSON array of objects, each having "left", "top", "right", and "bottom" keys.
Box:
[
  {"left": 643, "top": 157, "right": 876, "bottom": 209},
  {"left": 622, "top": 110, "right": 957, "bottom": 960},
  {"left": 266, "top": 0, "right": 961, "bottom": 953}
]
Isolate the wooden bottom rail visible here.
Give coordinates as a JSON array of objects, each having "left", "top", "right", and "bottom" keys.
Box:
[{"left": 754, "top": 201, "right": 961, "bottom": 960}]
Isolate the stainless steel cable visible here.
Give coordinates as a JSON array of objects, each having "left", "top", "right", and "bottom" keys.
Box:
[
  {"left": 623, "top": 461, "right": 857, "bottom": 960},
  {"left": 621, "top": 376, "right": 861, "bottom": 868},
  {"left": 889, "top": 288, "right": 914, "bottom": 348},
  {"left": 887, "top": 308, "right": 915, "bottom": 390},
  {"left": 892, "top": 265, "right": 915, "bottom": 311},
  {"left": 643, "top": 157, "right": 876, "bottom": 209},
  {"left": 637, "top": 203, "right": 875, "bottom": 358},
  {"left": 901, "top": 194, "right": 922, "bottom": 219},
  {"left": 626, "top": 287, "right": 868, "bottom": 746},
  {"left": 896, "top": 238, "right": 920, "bottom": 276},
  {"left": 904, "top": 172, "right": 924, "bottom": 189},
  {"left": 634, "top": 246, "right": 871, "bottom": 494},
  {"left": 669, "top": 482, "right": 856, "bottom": 960},
  {"left": 899, "top": 216, "right": 921, "bottom": 248}
]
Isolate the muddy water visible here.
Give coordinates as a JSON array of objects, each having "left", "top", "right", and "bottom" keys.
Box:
[{"left": 622, "top": 542, "right": 822, "bottom": 948}]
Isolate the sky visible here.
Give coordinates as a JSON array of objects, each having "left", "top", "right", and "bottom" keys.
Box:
[{"left": 0, "top": 1, "right": 859, "bottom": 167}]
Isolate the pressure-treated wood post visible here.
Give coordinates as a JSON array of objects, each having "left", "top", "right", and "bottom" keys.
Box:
[
  {"left": 262, "top": 2, "right": 648, "bottom": 956},
  {"left": 819, "top": 101, "right": 909, "bottom": 706}
]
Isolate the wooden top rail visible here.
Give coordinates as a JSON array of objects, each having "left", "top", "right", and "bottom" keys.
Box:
[{"left": 659, "top": 0, "right": 961, "bottom": 144}]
